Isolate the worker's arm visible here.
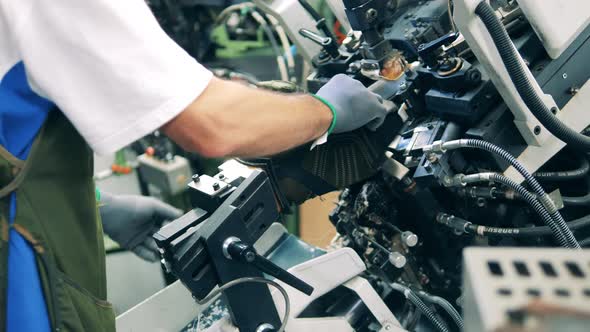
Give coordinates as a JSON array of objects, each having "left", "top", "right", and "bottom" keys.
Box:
[
  {"left": 5, "top": 0, "right": 386, "bottom": 157},
  {"left": 162, "top": 77, "right": 331, "bottom": 158},
  {"left": 164, "top": 74, "right": 389, "bottom": 158}
]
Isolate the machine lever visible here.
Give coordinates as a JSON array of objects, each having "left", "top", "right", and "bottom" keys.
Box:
[
  {"left": 299, "top": 28, "right": 341, "bottom": 59},
  {"left": 224, "top": 238, "right": 314, "bottom": 295},
  {"left": 417, "top": 32, "right": 460, "bottom": 68}
]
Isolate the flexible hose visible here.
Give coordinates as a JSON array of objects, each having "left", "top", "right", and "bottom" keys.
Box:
[
  {"left": 390, "top": 283, "right": 451, "bottom": 332},
  {"left": 475, "top": 1, "right": 590, "bottom": 152},
  {"left": 437, "top": 213, "right": 590, "bottom": 238},
  {"left": 563, "top": 194, "right": 590, "bottom": 206},
  {"left": 196, "top": 277, "right": 290, "bottom": 332},
  {"left": 534, "top": 156, "right": 590, "bottom": 181},
  {"left": 417, "top": 291, "right": 463, "bottom": 330},
  {"left": 251, "top": 10, "right": 290, "bottom": 81},
  {"left": 489, "top": 173, "right": 578, "bottom": 248},
  {"left": 562, "top": 178, "right": 590, "bottom": 206},
  {"left": 438, "top": 139, "right": 580, "bottom": 248}
]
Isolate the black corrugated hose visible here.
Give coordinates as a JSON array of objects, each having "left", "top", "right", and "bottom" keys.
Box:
[
  {"left": 475, "top": 1, "right": 590, "bottom": 152},
  {"left": 489, "top": 173, "right": 578, "bottom": 248},
  {"left": 437, "top": 213, "right": 590, "bottom": 238},
  {"left": 459, "top": 139, "right": 580, "bottom": 248},
  {"left": 417, "top": 291, "right": 464, "bottom": 331},
  {"left": 390, "top": 283, "right": 451, "bottom": 332}
]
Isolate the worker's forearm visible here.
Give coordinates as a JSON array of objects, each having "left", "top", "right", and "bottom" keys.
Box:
[{"left": 163, "top": 77, "right": 333, "bottom": 158}]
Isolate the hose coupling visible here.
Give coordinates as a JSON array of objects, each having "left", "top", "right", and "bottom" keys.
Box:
[{"left": 539, "top": 194, "right": 559, "bottom": 215}]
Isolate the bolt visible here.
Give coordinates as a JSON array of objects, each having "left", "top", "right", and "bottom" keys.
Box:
[
  {"left": 349, "top": 62, "right": 361, "bottom": 72},
  {"left": 533, "top": 125, "right": 541, "bottom": 135},
  {"left": 443, "top": 176, "right": 453, "bottom": 186},
  {"left": 551, "top": 107, "right": 558, "bottom": 114},
  {"left": 476, "top": 197, "right": 486, "bottom": 207},
  {"left": 366, "top": 8, "right": 378, "bottom": 22},
  {"left": 244, "top": 251, "right": 256, "bottom": 262},
  {"left": 192, "top": 174, "right": 200, "bottom": 183},
  {"left": 569, "top": 86, "right": 580, "bottom": 95},
  {"left": 427, "top": 153, "right": 438, "bottom": 163},
  {"left": 562, "top": 72, "right": 568, "bottom": 79},
  {"left": 218, "top": 173, "right": 225, "bottom": 180},
  {"left": 212, "top": 182, "right": 220, "bottom": 191}
]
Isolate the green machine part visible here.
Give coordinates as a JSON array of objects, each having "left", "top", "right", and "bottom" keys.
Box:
[{"left": 211, "top": 12, "right": 271, "bottom": 59}]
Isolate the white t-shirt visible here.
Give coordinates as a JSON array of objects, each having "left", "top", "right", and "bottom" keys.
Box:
[{"left": 0, "top": 0, "right": 213, "bottom": 154}]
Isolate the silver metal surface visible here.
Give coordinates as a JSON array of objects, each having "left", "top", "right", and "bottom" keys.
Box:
[
  {"left": 253, "top": 0, "right": 322, "bottom": 63},
  {"left": 222, "top": 236, "right": 241, "bottom": 260},
  {"left": 255, "top": 323, "right": 275, "bottom": 332},
  {"left": 325, "top": 0, "right": 351, "bottom": 31},
  {"left": 388, "top": 252, "right": 407, "bottom": 268},
  {"left": 401, "top": 231, "right": 418, "bottom": 247}
]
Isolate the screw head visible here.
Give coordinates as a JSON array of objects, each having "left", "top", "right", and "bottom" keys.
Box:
[
  {"left": 192, "top": 174, "right": 200, "bottom": 183},
  {"left": 366, "top": 8, "right": 378, "bottom": 22},
  {"left": 212, "top": 182, "right": 220, "bottom": 190},
  {"left": 533, "top": 125, "right": 541, "bottom": 135},
  {"left": 244, "top": 251, "right": 256, "bottom": 262},
  {"left": 218, "top": 173, "right": 225, "bottom": 180}
]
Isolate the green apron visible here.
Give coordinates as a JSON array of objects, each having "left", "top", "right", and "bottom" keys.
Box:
[{"left": 0, "top": 110, "right": 115, "bottom": 331}]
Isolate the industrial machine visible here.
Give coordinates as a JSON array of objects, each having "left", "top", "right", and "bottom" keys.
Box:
[{"left": 118, "top": 0, "right": 590, "bottom": 331}]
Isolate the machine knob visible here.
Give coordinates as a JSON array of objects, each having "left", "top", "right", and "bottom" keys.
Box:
[
  {"left": 402, "top": 231, "right": 418, "bottom": 247},
  {"left": 389, "top": 252, "right": 407, "bottom": 268}
]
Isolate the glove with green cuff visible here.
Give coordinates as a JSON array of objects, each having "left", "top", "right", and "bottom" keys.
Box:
[{"left": 314, "top": 74, "right": 390, "bottom": 134}]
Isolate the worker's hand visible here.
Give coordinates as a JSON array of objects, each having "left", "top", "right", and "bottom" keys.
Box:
[
  {"left": 99, "top": 192, "right": 183, "bottom": 262},
  {"left": 316, "top": 74, "right": 390, "bottom": 133},
  {"left": 238, "top": 112, "right": 404, "bottom": 205}
]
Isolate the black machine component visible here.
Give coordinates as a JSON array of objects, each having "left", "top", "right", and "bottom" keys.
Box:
[
  {"left": 301, "top": 0, "right": 590, "bottom": 330},
  {"left": 155, "top": 170, "right": 314, "bottom": 332},
  {"left": 148, "top": 0, "right": 590, "bottom": 330}
]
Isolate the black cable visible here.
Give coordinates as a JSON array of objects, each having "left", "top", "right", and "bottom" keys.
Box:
[
  {"left": 563, "top": 194, "right": 590, "bottom": 207},
  {"left": 489, "top": 173, "right": 577, "bottom": 248},
  {"left": 534, "top": 156, "right": 590, "bottom": 181},
  {"left": 390, "top": 283, "right": 451, "bottom": 332},
  {"left": 196, "top": 277, "right": 290, "bottom": 332},
  {"left": 560, "top": 177, "right": 590, "bottom": 206},
  {"left": 437, "top": 213, "right": 590, "bottom": 238},
  {"left": 416, "top": 291, "right": 463, "bottom": 331},
  {"left": 475, "top": 1, "right": 590, "bottom": 152},
  {"left": 458, "top": 139, "right": 580, "bottom": 248},
  {"left": 252, "top": 10, "right": 290, "bottom": 81}
]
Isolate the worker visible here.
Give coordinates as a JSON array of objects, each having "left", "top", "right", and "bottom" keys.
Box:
[{"left": 0, "top": 1, "right": 389, "bottom": 331}]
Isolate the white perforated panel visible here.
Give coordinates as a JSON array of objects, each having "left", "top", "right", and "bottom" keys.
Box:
[{"left": 463, "top": 247, "right": 590, "bottom": 331}]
